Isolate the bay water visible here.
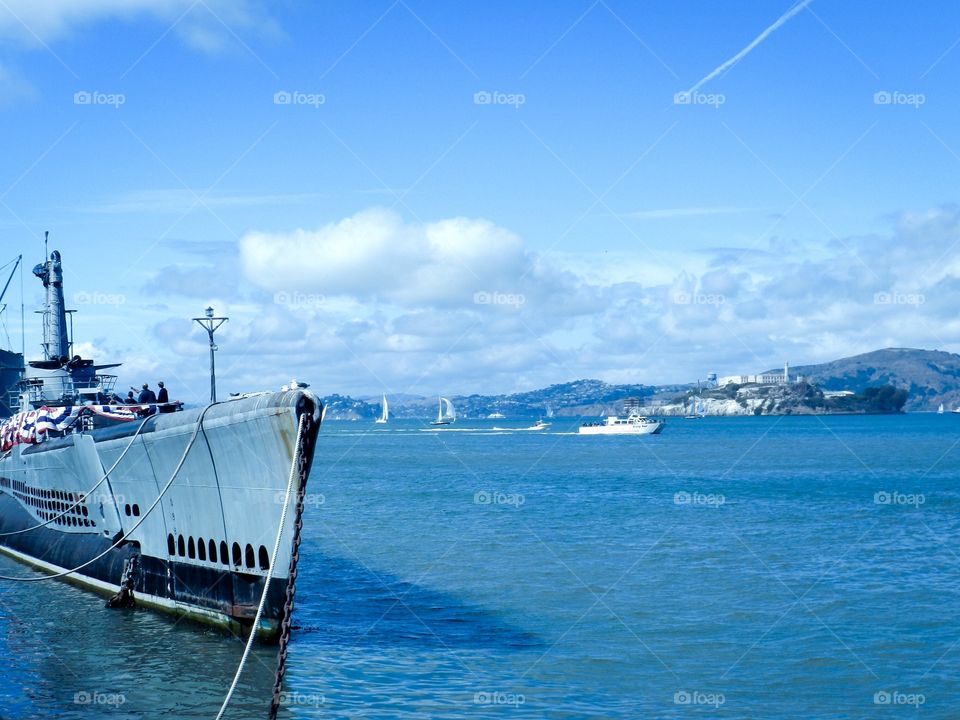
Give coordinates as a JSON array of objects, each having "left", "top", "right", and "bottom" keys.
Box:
[{"left": 1, "top": 415, "right": 957, "bottom": 718}]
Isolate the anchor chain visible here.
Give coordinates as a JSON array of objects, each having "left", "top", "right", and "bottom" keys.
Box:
[
  {"left": 269, "top": 409, "right": 316, "bottom": 720},
  {"left": 106, "top": 554, "right": 139, "bottom": 609}
]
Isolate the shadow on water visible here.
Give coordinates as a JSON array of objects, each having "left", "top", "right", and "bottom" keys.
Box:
[
  {"left": 293, "top": 553, "right": 541, "bottom": 652},
  {"left": 0, "top": 550, "right": 540, "bottom": 719}
]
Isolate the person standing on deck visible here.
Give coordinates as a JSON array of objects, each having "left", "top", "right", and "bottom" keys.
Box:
[
  {"left": 138, "top": 383, "right": 157, "bottom": 403},
  {"left": 157, "top": 381, "right": 169, "bottom": 404}
]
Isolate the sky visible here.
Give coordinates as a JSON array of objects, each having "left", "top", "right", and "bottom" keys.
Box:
[{"left": 1, "top": 0, "right": 960, "bottom": 402}]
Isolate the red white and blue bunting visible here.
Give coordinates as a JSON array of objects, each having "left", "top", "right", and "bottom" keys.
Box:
[{"left": 0, "top": 404, "right": 158, "bottom": 453}]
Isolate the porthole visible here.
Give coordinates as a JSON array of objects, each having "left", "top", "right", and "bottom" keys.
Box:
[
  {"left": 232, "top": 542, "right": 241, "bottom": 566},
  {"left": 209, "top": 539, "right": 217, "bottom": 563},
  {"left": 124, "top": 504, "right": 131, "bottom": 516},
  {"left": 188, "top": 537, "right": 196, "bottom": 559},
  {"left": 258, "top": 546, "right": 270, "bottom": 570},
  {"left": 132, "top": 504, "right": 140, "bottom": 517},
  {"left": 197, "top": 538, "right": 206, "bottom": 561},
  {"left": 220, "top": 541, "right": 229, "bottom": 566},
  {"left": 177, "top": 535, "right": 185, "bottom": 557},
  {"left": 244, "top": 544, "right": 255, "bottom": 569}
]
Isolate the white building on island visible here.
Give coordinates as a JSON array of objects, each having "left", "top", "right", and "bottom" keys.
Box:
[{"left": 718, "top": 362, "right": 794, "bottom": 387}]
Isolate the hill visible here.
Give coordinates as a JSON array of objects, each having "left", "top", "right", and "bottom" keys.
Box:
[
  {"left": 319, "top": 347, "right": 960, "bottom": 420},
  {"left": 321, "top": 380, "right": 664, "bottom": 420},
  {"left": 767, "top": 348, "right": 960, "bottom": 411},
  {"left": 643, "top": 381, "right": 907, "bottom": 416}
]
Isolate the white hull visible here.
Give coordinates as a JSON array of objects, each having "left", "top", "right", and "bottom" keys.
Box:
[{"left": 579, "top": 415, "right": 664, "bottom": 435}]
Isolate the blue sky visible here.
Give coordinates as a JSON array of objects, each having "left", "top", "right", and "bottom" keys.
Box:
[{"left": 2, "top": 0, "right": 960, "bottom": 401}]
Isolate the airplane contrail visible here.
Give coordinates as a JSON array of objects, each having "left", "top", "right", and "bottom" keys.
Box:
[{"left": 684, "top": 0, "right": 814, "bottom": 95}]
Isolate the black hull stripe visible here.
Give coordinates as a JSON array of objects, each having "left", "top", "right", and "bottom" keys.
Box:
[{"left": 0, "top": 494, "right": 287, "bottom": 638}]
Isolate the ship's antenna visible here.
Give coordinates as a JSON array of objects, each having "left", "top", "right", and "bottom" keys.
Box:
[
  {"left": 19, "top": 254, "right": 24, "bottom": 357},
  {"left": 44, "top": 230, "right": 48, "bottom": 261}
]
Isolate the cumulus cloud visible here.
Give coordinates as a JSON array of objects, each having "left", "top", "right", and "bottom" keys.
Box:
[
  {"left": 240, "top": 207, "right": 576, "bottom": 310},
  {"left": 118, "top": 204, "right": 960, "bottom": 400}
]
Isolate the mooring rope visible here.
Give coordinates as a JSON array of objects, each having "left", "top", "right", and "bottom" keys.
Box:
[
  {"left": 214, "top": 412, "right": 306, "bottom": 720},
  {"left": 0, "top": 414, "right": 153, "bottom": 537},
  {"left": 0, "top": 403, "right": 218, "bottom": 582}
]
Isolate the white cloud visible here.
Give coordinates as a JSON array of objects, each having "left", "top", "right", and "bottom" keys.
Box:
[
  {"left": 0, "top": 0, "right": 275, "bottom": 53},
  {"left": 106, "top": 204, "right": 960, "bottom": 400},
  {"left": 240, "top": 207, "right": 571, "bottom": 310}
]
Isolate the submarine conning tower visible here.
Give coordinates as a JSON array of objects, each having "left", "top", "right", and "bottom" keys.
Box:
[{"left": 33, "top": 249, "right": 70, "bottom": 362}]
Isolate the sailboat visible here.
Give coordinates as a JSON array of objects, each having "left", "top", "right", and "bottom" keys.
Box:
[
  {"left": 938, "top": 403, "right": 945, "bottom": 415},
  {"left": 684, "top": 381, "right": 706, "bottom": 419},
  {"left": 375, "top": 393, "right": 388, "bottom": 424},
  {"left": 430, "top": 396, "right": 456, "bottom": 426}
]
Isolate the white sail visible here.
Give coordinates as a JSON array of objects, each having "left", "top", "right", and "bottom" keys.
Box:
[
  {"left": 376, "top": 393, "right": 388, "bottom": 423},
  {"left": 938, "top": 403, "right": 945, "bottom": 414},
  {"left": 441, "top": 396, "right": 456, "bottom": 422}
]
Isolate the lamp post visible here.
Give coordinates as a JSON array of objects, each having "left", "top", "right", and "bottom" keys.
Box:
[{"left": 192, "top": 306, "right": 228, "bottom": 403}]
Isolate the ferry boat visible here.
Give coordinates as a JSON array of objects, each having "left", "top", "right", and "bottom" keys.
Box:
[
  {"left": 0, "top": 248, "right": 322, "bottom": 639},
  {"left": 578, "top": 413, "right": 664, "bottom": 435}
]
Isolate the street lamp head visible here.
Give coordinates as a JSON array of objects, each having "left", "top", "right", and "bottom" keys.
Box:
[{"left": 205, "top": 306, "right": 214, "bottom": 318}]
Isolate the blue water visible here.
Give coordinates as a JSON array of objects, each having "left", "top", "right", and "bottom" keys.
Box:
[{"left": 2, "top": 415, "right": 959, "bottom": 717}]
